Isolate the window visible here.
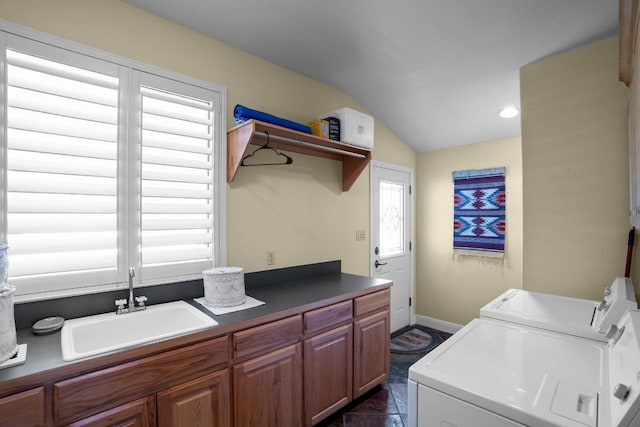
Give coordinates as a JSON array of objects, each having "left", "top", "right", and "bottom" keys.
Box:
[
  {"left": 137, "top": 75, "right": 220, "bottom": 283},
  {"left": 0, "top": 29, "right": 226, "bottom": 300}
]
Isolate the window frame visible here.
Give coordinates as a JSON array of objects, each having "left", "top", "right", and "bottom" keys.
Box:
[{"left": 0, "top": 19, "right": 227, "bottom": 302}]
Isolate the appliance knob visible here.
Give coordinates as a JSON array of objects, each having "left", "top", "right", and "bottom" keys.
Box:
[
  {"left": 606, "top": 325, "right": 619, "bottom": 339},
  {"left": 613, "top": 383, "right": 630, "bottom": 401},
  {"left": 607, "top": 326, "right": 626, "bottom": 346}
]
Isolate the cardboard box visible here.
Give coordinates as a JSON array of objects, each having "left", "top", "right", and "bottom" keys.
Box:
[{"left": 308, "top": 119, "right": 329, "bottom": 139}]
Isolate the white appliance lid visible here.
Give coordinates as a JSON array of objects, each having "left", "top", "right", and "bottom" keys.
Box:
[
  {"left": 480, "top": 289, "right": 604, "bottom": 341},
  {"left": 409, "top": 318, "right": 607, "bottom": 427}
]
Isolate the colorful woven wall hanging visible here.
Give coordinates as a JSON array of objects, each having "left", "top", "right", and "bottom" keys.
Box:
[{"left": 452, "top": 167, "right": 506, "bottom": 258}]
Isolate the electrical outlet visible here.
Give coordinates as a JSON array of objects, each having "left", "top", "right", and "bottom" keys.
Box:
[
  {"left": 356, "top": 229, "right": 367, "bottom": 241},
  {"left": 267, "top": 251, "right": 276, "bottom": 265}
]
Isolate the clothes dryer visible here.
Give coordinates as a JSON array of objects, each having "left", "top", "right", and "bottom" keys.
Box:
[{"left": 480, "top": 277, "right": 637, "bottom": 341}]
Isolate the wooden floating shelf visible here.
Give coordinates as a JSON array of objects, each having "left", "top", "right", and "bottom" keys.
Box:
[{"left": 227, "top": 119, "right": 372, "bottom": 191}]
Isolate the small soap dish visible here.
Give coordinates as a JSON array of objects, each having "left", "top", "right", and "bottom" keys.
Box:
[
  {"left": 32, "top": 316, "right": 64, "bottom": 335},
  {"left": 0, "top": 344, "right": 27, "bottom": 370}
]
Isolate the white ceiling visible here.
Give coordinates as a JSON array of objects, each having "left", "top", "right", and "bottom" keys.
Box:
[{"left": 125, "top": 0, "right": 619, "bottom": 152}]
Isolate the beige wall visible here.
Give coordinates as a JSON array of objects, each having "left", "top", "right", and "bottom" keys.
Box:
[
  {"left": 521, "top": 37, "right": 634, "bottom": 300},
  {"left": 415, "top": 36, "right": 633, "bottom": 326},
  {"left": 415, "top": 137, "right": 523, "bottom": 325},
  {"left": 0, "top": 0, "right": 415, "bottom": 278}
]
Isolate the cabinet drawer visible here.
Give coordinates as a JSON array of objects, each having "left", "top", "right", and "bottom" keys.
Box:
[
  {"left": 54, "top": 336, "right": 228, "bottom": 426},
  {"left": 304, "top": 300, "right": 352, "bottom": 334},
  {"left": 66, "top": 395, "right": 156, "bottom": 427},
  {"left": 0, "top": 386, "right": 45, "bottom": 427},
  {"left": 354, "top": 289, "right": 390, "bottom": 317},
  {"left": 233, "top": 315, "right": 302, "bottom": 359}
]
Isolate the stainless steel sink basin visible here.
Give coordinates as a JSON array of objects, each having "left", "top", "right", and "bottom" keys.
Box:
[{"left": 61, "top": 301, "right": 218, "bottom": 361}]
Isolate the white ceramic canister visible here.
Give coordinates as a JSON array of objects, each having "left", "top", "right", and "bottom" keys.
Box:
[
  {"left": 202, "top": 267, "right": 247, "bottom": 307},
  {"left": 0, "top": 284, "right": 18, "bottom": 364}
]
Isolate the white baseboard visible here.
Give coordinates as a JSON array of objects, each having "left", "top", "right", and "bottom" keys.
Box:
[{"left": 413, "top": 314, "right": 463, "bottom": 334}]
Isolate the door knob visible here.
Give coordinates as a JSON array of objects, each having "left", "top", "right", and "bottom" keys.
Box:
[{"left": 375, "top": 260, "right": 388, "bottom": 268}]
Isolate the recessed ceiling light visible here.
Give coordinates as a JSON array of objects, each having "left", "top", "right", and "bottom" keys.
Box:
[{"left": 499, "top": 106, "right": 519, "bottom": 119}]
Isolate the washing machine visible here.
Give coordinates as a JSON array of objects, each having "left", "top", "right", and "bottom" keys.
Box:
[
  {"left": 480, "top": 277, "right": 637, "bottom": 341},
  {"left": 408, "top": 310, "right": 640, "bottom": 427}
]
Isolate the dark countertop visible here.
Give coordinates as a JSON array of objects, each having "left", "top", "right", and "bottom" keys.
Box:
[
  {"left": 0, "top": 263, "right": 391, "bottom": 393},
  {"left": 195, "top": 271, "right": 389, "bottom": 326}
]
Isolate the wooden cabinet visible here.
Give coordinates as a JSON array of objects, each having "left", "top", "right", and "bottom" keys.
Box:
[
  {"left": 353, "top": 291, "right": 390, "bottom": 398},
  {"left": 66, "top": 370, "right": 231, "bottom": 427},
  {"left": 0, "top": 386, "right": 45, "bottom": 427},
  {"left": 233, "top": 343, "right": 303, "bottom": 427},
  {"left": 619, "top": 0, "right": 638, "bottom": 87},
  {"left": 0, "top": 284, "right": 391, "bottom": 427},
  {"left": 54, "top": 336, "right": 228, "bottom": 426},
  {"left": 620, "top": 0, "right": 640, "bottom": 227},
  {"left": 65, "top": 396, "right": 155, "bottom": 427},
  {"left": 304, "top": 324, "right": 353, "bottom": 426},
  {"left": 157, "top": 369, "right": 230, "bottom": 427},
  {"left": 302, "top": 300, "right": 354, "bottom": 426}
]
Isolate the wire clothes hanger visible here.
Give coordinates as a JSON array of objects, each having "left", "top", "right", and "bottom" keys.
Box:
[{"left": 240, "top": 131, "right": 293, "bottom": 167}]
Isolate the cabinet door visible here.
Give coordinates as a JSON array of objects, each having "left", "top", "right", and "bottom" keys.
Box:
[
  {"left": 233, "top": 343, "right": 302, "bottom": 427},
  {"left": 353, "top": 309, "right": 390, "bottom": 397},
  {"left": 0, "top": 387, "right": 45, "bottom": 427},
  {"left": 65, "top": 396, "right": 155, "bottom": 427},
  {"left": 157, "top": 369, "right": 230, "bottom": 427},
  {"left": 304, "top": 324, "right": 353, "bottom": 426}
]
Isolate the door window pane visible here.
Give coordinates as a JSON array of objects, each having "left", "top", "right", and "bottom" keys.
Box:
[{"left": 379, "top": 180, "right": 405, "bottom": 258}]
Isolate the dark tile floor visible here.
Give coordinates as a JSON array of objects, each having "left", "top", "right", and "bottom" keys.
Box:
[{"left": 317, "top": 325, "right": 453, "bottom": 427}]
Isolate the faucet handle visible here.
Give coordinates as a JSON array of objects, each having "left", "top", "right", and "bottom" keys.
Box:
[
  {"left": 135, "top": 295, "right": 147, "bottom": 307},
  {"left": 115, "top": 299, "right": 127, "bottom": 313}
]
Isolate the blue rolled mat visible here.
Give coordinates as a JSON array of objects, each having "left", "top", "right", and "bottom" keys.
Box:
[{"left": 234, "top": 104, "right": 311, "bottom": 134}]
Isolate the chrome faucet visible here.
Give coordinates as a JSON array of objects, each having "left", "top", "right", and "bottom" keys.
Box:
[
  {"left": 128, "top": 267, "right": 136, "bottom": 310},
  {"left": 115, "top": 267, "right": 147, "bottom": 314}
]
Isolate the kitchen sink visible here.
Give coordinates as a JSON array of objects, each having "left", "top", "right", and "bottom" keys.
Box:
[{"left": 61, "top": 301, "right": 218, "bottom": 361}]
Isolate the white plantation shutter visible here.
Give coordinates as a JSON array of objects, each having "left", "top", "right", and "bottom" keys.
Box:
[
  {"left": 0, "top": 30, "right": 225, "bottom": 299},
  {"left": 5, "top": 39, "right": 121, "bottom": 294},
  {"left": 136, "top": 74, "right": 217, "bottom": 281}
]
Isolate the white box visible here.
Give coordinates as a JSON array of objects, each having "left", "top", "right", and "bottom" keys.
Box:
[{"left": 322, "top": 107, "right": 374, "bottom": 149}]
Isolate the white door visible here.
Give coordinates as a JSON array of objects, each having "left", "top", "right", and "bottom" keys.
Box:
[{"left": 371, "top": 161, "right": 412, "bottom": 333}]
